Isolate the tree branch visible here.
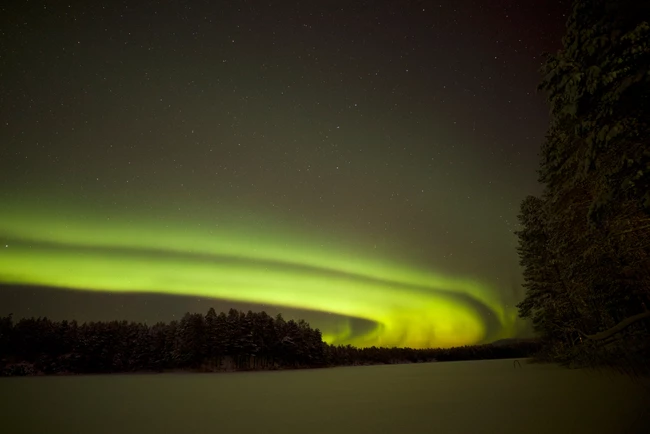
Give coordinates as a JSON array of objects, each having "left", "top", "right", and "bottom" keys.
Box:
[
  {"left": 582, "top": 309, "right": 650, "bottom": 341},
  {"left": 615, "top": 224, "right": 650, "bottom": 236}
]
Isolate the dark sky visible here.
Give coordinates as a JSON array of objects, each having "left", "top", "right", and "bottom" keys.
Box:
[{"left": 0, "top": 0, "right": 569, "bottom": 348}]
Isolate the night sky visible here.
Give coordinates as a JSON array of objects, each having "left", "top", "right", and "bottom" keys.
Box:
[{"left": 0, "top": 0, "right": 568, "bottom": 348}]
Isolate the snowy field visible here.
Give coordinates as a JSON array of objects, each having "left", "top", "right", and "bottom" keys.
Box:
[{"left": 2, "top": 359, "right": 649, "bottom": 434}]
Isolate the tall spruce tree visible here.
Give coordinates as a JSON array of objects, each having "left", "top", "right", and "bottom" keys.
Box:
[{"left": 518, "top": 0, "right": 650, "bottom": 372}]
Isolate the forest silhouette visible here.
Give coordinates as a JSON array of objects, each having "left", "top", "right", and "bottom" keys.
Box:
[{"left": 0, "top": 309, "right": 538, "bottom": 376}]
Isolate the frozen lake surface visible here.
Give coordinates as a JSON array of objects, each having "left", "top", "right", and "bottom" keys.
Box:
[{"left": 2, "top": 359, "right": 649, "bottom": 434}]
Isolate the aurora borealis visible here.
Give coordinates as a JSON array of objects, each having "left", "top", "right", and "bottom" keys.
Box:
[
  {"left": 0, "top": 0, "right": 568, "bottom": 348},
  {"left": 1, "top": 194, "right": 517, "bottom": 347}
]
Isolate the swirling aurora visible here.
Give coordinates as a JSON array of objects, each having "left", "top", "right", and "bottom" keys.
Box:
[
  {"left": 0, "top": 0, "right": 562, "bottom": 352},
  {"left": 0, "top": 197, "right": 517, "bottom": 349}
]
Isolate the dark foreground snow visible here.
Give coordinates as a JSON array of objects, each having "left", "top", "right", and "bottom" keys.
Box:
[{"left": 1, "top": 358, "right": 649, "bottom": 434}]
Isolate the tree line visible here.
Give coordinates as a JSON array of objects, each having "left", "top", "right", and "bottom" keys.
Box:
[
  {"left": 0, "top": 309, "right": 538, "bottom": 376},
  {"left": 516, "top": 0, "right": 650, "bottom": 375}
]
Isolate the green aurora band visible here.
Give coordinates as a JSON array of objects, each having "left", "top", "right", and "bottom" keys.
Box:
[{"left": 0, "top": 197, "right": 518, "bottom": 348}]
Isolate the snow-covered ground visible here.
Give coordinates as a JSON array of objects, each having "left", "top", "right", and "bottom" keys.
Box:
[{"left": 2, "top": 359, "right": 649, "bottom": 434}]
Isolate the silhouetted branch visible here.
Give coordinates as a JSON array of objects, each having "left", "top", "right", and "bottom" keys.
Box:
[{"left": 582, "top": 309, "right": 650, "bottom": 341}]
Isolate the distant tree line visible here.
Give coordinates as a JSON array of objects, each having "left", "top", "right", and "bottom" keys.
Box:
[
  {"left": 516, "top": 0, "right": 650, "bottom": 375},
  {"left": 0, "top": 309, "right": 539, "bottom": 376}
]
